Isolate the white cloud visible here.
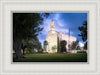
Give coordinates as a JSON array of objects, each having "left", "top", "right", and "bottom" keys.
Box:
[
  {"left": 78, "top": 42, "right": 84, "bottom": 47},
  {"left": 53, "top": 14, "right": 59, "bottom": 20},
  {"left": 57, "top": 28, "right": 69, "bottom": 33}
]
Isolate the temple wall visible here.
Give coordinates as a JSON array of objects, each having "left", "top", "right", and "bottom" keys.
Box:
[
  {"left": 59, "top": 33, "right": 77, "bottom": 51},
  {"left": 46, "top": 30, "right": 76, "bottom": 53},
  {"left": 46, "top": 33, "right": 57, "bottom": 53}
]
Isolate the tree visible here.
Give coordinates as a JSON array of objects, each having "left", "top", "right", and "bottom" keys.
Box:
[
  {"left": 68, "top": 44, "right": 71, "bottom": 50},
  {"left": 13, "top": 13, "right": 49, "bottom": 59},
  {"left": 84, "top": 42, "right": 87, "bottom": 50},
  {"left": 43, "top": 40, "right": 48, "bottom": 52},
  {"left": 78, "top": 21, "right": 87, "bottom": 50},
  {"left": 44, "top": 40, "right": 48, "bottom": 46},
  {"left": 52, "top": 46, "right": 56, "bottom": 53},
  {"left": 36, "top": 38, "right": 42, "bottom": 50},
  {"left": 42, "top": 46, "right": 45, "bottom": 52},
  {"left": 70, "top": 41, "right": 79, "bottom": 50},
  {"left": 78, "top": 21, "right": 87, "bottom": 42},
  {"left": 21, "top": 43, "right": 26, "bottom": 55},
  {"left": 76, "top": 45, "right": 81, "bottom": 50},
  {"left": 23, "top": 37, "right": 42, "bottom": 54},
  {"left": 60, "top": 40, "right": 67, "bottom": 52}
]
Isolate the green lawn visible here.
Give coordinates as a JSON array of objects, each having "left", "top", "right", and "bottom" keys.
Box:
[{"left": 13, "top": 53, "right": 87, "bottom": 62}]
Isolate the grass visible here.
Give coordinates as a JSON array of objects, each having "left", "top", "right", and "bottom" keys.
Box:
[{"left": 13, "top": 53, "right": 87, "bottom": 62}]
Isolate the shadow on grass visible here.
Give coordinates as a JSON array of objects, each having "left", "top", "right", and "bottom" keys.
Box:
[{"left": 13, "top": 53, "right": 87, "bottom": 62}]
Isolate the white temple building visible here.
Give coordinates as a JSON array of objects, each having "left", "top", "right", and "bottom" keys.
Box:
[{"left": 46, "top": 20, "right": 77, "bottom": 53}]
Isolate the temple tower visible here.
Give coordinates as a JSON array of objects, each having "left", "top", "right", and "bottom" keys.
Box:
[{"left": 50, "top": 20, "right": 55, "bottom": 31}]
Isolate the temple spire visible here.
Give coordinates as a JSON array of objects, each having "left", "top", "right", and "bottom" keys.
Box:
[
  {"left": 51, "top": 19, "right": 54, "bottom": 25},
  {"left": 50, "top": 19, "right": 55, "bottom": 30}
]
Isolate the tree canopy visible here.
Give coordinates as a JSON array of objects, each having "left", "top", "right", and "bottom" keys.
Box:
[
  {"left": 78, "top": 21, "right": 87, "bottom": 50},
  {"left": 13, "top": 13, "right": 49, "bottom": 41},
  {"left": 70, "top": 41, "right": 79, "bottom": 50},
  {"left": 13, "top": 13, "right": 49, "bottom": 59},
  {"left": 60, "top": 40, "right": 67, "bottom": 52},
  {"left": 78, "top": 21, "right": 87, "bottom": 42}
]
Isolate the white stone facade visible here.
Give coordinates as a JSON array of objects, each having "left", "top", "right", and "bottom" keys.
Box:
[{"left": 46, "top": 20, "right": 77, "bottom": 53}]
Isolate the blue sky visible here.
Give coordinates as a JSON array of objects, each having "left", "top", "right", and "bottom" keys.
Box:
[{"left": 37, "top": 13, "right": 87, "bottom": 47}]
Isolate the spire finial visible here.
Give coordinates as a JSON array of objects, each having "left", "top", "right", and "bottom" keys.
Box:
[{"left": 51, "top": 18, "right": 54, "bottom": 25}]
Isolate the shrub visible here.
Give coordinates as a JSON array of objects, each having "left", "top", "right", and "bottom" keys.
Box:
[
  {"left": 77, "top": 51, "right": 86, "bottom": 53},
  {"left": 38, "top": 49, "right": 43, "bottom": 53}
]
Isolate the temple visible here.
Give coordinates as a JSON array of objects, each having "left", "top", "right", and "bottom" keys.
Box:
[{"left": 46, "top": 20, "right": 77, "bottom": 53}]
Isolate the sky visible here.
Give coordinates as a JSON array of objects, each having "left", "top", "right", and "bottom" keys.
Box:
[{"left": 37, "top": 13, "right": 87, "bottom": 47}]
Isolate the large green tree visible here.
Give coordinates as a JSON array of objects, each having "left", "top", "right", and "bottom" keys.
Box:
[
  {"left": 60, "top": 40, "right": 67, "bottom": 52},
  {"left": 13, "top": 13, "right": 49, "bottom": 59},
  {"left": 43, "top": 40, "right": 48, "bottom": 52},
  {"left": 22, "top": 37, "right": 42, "bottom": 54},
  {"left": 78, "top": 21, "right": 87, "bottom": 50}
]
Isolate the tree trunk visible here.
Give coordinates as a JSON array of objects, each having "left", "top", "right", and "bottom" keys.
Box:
[
  {"left": 15, "top": 50, "right": 24, "bottom": 59},
  {"left": 23, "top": 49, "right": 25, "bottom": 55},
  {"left": 13, "top": 40, "right": 24, "bottom": 59}
]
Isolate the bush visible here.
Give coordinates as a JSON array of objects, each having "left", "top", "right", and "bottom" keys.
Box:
[
  {"left": 25, "top": 48, "right": 34, "bottom": 54},
  {"left": 38, "top": 49, "right": 43, "bottom": 53},
  {"left": 77, "top": 51, "right": 86, "bottom": 53}
]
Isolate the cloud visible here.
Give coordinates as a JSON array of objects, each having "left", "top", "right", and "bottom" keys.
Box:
[
  {"left": 53, "top": 13, "right": 60, "bottom": 20},
  {"left": 78, "top": 42, "right": 84, "bottom": 47}
]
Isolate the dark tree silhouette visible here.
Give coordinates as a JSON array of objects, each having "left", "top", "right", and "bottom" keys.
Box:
[
  {"left": 13, "top": 13, "right": 49, "bottom": 59},
  {"left": 70, "top": 41, "right": 79, "bottom": 50},
  {"left": 60, "top": 40, "right": 67, "bottom": 52},
  {"left": 43, "top": 40, "right": 48, "bottom": 52},
  {"left": 84, "top": 42, "right": 87, "bottom": 50},
  {"left": 78, "top": 21, "right": 87, "bottom": 42},
  {"left": 78, "top": 21, "right": 87, "bottom": 50}
]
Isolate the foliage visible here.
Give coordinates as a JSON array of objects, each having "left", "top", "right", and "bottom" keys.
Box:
[
  {"left": 68, "top": 44, "right": 71, "bottom": 50},
  {"left": 22, "top": 37, "right": 42, "bottom": 54},
  {"left": 52, "top": 45, "right": 57, "bottom": 53},
  {"left": 25, "top": 48, "right": 34, "bottom": 54},
  {"left": 13, "top": 13, "right": 45, "bottom": 41},
  {"left": 60, "top": 40, "right": 67, "bottom": 52},
  {"left": 44, "top": 40, "right": 48, "bottom": 46},
  {"left": 38, "top": 49, "right": 43, "bottom": 53},
  {"left": 84, "top": 42, "right": 87, "bottom": 50},
  {"left": 43, "top": 40, "right": 48, "bottom": 52},
  {"left": 70, "top": 41, "right": 79, "bottom": 50},
  {"left": 77, "top": 51, "right": 86, "bottom": 53},
  {"left": 51, "top": 46, "right": 56, "bottom": 53},
  {"left": 78, "top": 21, "right": 87, "bottom": 42},
  {"left": 52, "top": 46, "right": 54, "bottom": 50},
  {"left": 78, "top": 21, "right": 87, "bottom": 50},
  {"left": 13, "top": 13, "right": 49, "bottom": 58},
  {"left": 42, "top": 46, "right": 45, "bottom": 52},
  {"left": 76, "top": 46, "right": 81, "bottom": 50},
  {"left": 52, "top": 46, "right": 56, "bottom": 50}
]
